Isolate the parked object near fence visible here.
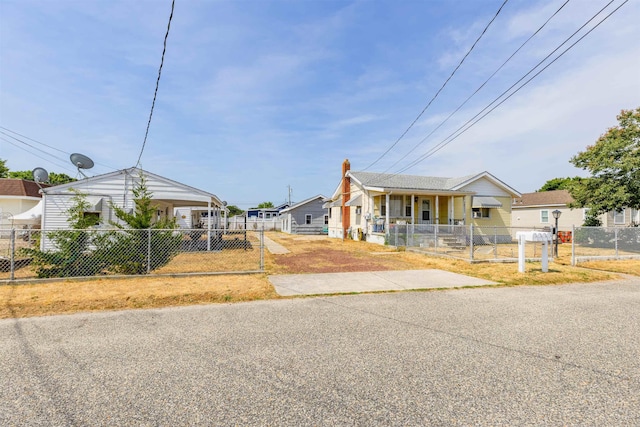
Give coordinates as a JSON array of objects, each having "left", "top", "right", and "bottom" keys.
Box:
[{"left": 0, "top": 228, "right": 264, "bottom": 281}]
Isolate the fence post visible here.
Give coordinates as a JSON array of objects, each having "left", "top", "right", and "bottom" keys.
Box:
[
  {"left": 434, "top": 223, "right": 438, "bottom": 252},
  {"left": 469, "top": 224, "right": 474, "bottom": 261},
  {"left": 147, "top": 229, "right": 151, "bottom": 274},
  {"left": 10, "top": 228, "right": 15, "bottom": 281},
  {"left": 614, "top": 227, "right": 618, "bottom": 258},
  {"left": 571, "top": 225, "right": 575, "bottom": 266},
  {"left": 260, "top": 229, "right": 264, "bottom": 270}
]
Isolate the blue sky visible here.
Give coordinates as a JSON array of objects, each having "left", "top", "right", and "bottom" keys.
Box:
[{"left": 1, "top": 0, "right": 638, "bottom": 209}]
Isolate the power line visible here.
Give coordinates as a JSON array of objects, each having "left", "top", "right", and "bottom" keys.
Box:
[
  {"left": 378, "top": 0, "right": 572, "bottom": 176},
  {"left": 393, "top": 0, "right": 628, "bottom": 176},
  {"left": 134, "top": 0, "right": 176, "bottom": 168},
  {"left": 0, "top": 131, "right": 71, "bottom": 165},
  {"left": 361, "top": 0, "right": 511, "bottom": 172},
  {"left": 0, "top": 126, "right": 68, "bottom": 155},
  {"left": 0, "top": 136, "right": 77, "bottom": 174},
  {"left": 0, "top": 127, "right": 118, "bottom": 171}
]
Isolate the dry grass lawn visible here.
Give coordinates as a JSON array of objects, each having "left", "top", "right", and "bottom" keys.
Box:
[
  {"left": 577, "top": 259, "right": 640, "bottom": 276},
  {"left": 1, "top": 231, "right": 630, "bottom": 319}
]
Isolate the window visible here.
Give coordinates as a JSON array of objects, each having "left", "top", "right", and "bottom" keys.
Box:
[
  {"left": 472, "top": 208, "right": 490, "bottom": 219},
  {"left": 632, "top": 209, "right": 640, "bottom": 224},
  {"left": 324, "top": 214, "right": 329, "bottom": 225},
  {"left": 82, "top": 212, "right": 100, "bottom": 226},
  {"left": 305, "top": 214, "right": 312, "bottom": 225},
  {"left": 405, "top": 196, "right": 412, "bottom": 217},
  {"left": 381, "top": 198, "right": 386, "bottom": 216},
  {"left": 540, "top": 210, "right": 549, "bottom": 223},
  {"left": 266, "top": 213, "right": 272, "bottom": 219},
  {"left": 614, "top": 209, "right": 625, "bottom": 224}
]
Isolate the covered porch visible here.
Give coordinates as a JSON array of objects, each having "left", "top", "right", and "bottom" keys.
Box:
[{"left": 368, "top": 192, "right": 472, "bottom": 235}]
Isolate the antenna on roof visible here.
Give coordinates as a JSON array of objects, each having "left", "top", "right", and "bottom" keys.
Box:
[
  {"left": 32, "top": 167, "right": 49, "bottom": 189},
  {"left": 70, "top": 153, "right": 94, "bottom": 178}
]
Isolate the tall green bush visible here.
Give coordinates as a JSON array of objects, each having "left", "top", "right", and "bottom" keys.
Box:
[
  {"left": 20, "top": 190, "right": 106, "bottom": 278},
  {"left": 96, "top": 173, "right": 182, "bottom": 275}
]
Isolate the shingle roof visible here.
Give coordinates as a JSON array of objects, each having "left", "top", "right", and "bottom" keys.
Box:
[
  {"left": 0, "top": 179, "right": 47, "bottom": 198},
  {"left": 348, "top": 171, "right": 479, "bottom": 191},
  {"left": 513, "top": 190, "right": 574, "bottom": 207}
]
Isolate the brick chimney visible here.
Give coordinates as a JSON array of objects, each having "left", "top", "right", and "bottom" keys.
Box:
[{"left": 341, "top": 159, "right": 350, "bottom": 237}]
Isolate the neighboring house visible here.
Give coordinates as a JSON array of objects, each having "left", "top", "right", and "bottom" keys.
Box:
[
  {"left": 0, "top": 178, "right": 50, "bottom": 228},
  {"left": 280, "top": 194, "right": 328, "bottom": 235},
  {"left": 40, "top": 168, "right": 224, "bottom": 248},
  {"left": 246, "top": 203, "right": 290, "bottom": 220},
  {"left": 325, "top": 159, "right": 521, "bottom": 244},
  {"left": 175, "top": 206, "right": 229, "bottom": 229},
  {"left": 513, "top": 190, "right": 639, "bottom": 229}
]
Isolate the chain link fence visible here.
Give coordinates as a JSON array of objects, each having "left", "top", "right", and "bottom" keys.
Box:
[
  {"left": 572, "top": 226, "right": 640, "bottom": 265},
  {"left": 388, "top": 224, "right": 557, "bottom": 263},
  {"left": 1, "top": 227, "right": 264, "bottom": 281}
]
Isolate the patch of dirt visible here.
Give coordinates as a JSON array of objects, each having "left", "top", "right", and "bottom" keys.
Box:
[{"left": 275, "top": 248, "right": 414, "bottom": 274}]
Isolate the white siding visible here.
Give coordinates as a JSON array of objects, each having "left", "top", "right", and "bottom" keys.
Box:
[{"left": 459, "top": 177, "right": 511, "bottom": 197}]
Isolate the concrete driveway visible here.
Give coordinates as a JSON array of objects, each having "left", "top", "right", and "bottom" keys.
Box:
[
  {"left": 269, "top": 269, "right": 496, "bottom": 295},
  {"left": 1, "top": 277, "right": 639, "bottom": 426}
]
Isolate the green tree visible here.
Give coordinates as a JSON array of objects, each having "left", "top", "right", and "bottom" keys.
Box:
[
  {"left": 7, "top": 169, "right": 76, "bottom": 184},
  {"left": 254, "top": 201, "right": 274, "bottom": 209},
  {"left": 537, "top": 177, "right": 580, "bottom": 192},
  {"left": 0, "top": 159, "right": 8, "bottom": 178},
  {"left": 49, "top": 172, "right": 76, "bottom": 185},
  {"left": 20, "top": 190, "right": 107, "bottom": 278},
  {"left": 226, "top": 205, "right": 244, "bottom": 217},
  {"left": 569, "top": 107, "right": 640, "bottom": 216},
  {"left": 97, "top": 173, "right": 182, "bottom": 275}
]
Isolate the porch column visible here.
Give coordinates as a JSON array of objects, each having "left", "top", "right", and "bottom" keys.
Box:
[
  {"left": 449, "top": 197, "right": 454, "bottom": 224},
  {"left": 462, "top": 196, "right": 467, "bottom": 224},
  {"left": 385, "top": 193, "right": 390, "bottom": 232},
  {"left": 411, "top": 194, "right": 415, "bottom": 224},
  {"left": 435, "top": 195, "right": 439, "bottom": 225}
]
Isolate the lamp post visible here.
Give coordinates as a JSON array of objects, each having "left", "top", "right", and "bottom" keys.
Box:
[{"left": 552, "top": 209, "right": 562, "bottom": 257}]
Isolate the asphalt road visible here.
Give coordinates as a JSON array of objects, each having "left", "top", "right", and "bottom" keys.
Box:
[{"left": 1, "top": 278, "right": 639, "bottom": 426}]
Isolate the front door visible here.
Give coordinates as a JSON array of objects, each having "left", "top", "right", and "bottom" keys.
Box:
[{"left": 420, "top": 199, "right": 431, "bottom": 224}]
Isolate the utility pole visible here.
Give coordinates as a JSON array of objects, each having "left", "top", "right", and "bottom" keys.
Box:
[{"left": 287, "top": 185, "right": 292, "bottom": 206}]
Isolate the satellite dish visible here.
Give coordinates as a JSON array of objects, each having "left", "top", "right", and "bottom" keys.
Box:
[
  {"left": 222, "top": 201, "right": 228, "bottom": 206},
  {"left": 32, "top": 167, "right": 49, "bottom": 184},
  {"left": 70, "top": 153, "right": 94, "bottom": 170}
]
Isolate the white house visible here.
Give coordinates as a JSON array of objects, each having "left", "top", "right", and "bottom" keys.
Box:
[
  {"left": 0, "top": 178, "right": 49, "bottom": 228},
  {"left": 40, "top": 168, "right": 224, "bottom": 246}
]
